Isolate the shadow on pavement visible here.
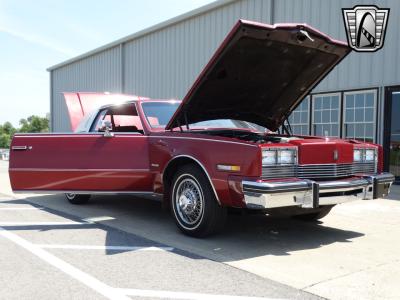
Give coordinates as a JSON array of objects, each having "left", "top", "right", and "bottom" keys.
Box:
[{"left": 1, "top": 194, "right": 364, "bottom": 261}]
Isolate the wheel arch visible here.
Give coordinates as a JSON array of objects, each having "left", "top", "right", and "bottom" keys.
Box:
[{"left": 162, "top": 155, "right": 221, "bottom": 206}]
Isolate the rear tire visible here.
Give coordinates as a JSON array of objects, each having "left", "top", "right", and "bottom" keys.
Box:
[
  {"left": 65, "top": 193, "right": 90, "bottom": 205},
  {"left": 292, "top": 205, "right": 334, "bottom": 221},
  {"left": 171, "top": 164, "right": 226, "bottom": 237}
]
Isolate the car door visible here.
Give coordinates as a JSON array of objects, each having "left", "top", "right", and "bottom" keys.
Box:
[{"left": 9, "top": 103, "right": 152, "bottom": 192}]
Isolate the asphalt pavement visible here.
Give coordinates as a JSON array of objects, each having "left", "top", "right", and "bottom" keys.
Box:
[{"left": 1, "top": 159, "right": 400, "bottom": 300}]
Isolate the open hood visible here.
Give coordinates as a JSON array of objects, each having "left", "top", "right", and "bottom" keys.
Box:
[{"left": 166, "top": 20, "right": 350, "bottom": 131}]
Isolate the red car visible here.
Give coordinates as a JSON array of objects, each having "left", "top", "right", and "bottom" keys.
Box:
[{"left": 9, "top": 20, "right": 394, "bottom": 237}]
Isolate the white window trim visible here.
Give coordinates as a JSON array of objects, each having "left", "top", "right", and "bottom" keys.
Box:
[
  {"left": 342, "top": 89, "right": 377, "bottom": 143},
  {"left": 311, "top": 92, "right": 342, "bottom": 137},
  {"left": 289, "top": 96, "right": 310, "bottom": 135}
]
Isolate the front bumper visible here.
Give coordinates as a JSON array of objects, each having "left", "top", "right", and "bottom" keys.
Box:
[{"left": 242, "top": 173, "right": 394, "bottom": 210}]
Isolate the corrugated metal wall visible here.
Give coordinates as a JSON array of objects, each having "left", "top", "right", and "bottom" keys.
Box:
[
  {"left": 123, "top": 0, "right": 272, "bottom": 99},
  {"left": 273, "top": 0, "right": 400, "bottom": 92},
  {"left": 50, "top": 0, "right": 400, "bottom": 132},
  {"left": 51, "top": 46, "right": 122, "bottom": 131}
]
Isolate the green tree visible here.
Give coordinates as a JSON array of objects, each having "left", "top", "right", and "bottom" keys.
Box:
[
  {"left": 0, "top": 133, "right": 11, "bottom": 148},
  {"left": 0, "top": 115, "right": 49, "bottom": 148},
  {"left": 2, "top": 122, "right": 16, "bottom": 135},
  {"left": 19, "top": 115, "right": 49, "bottom": 133},
  {"left": 0, "top": 122, "right": 16, "bottom": 148}
]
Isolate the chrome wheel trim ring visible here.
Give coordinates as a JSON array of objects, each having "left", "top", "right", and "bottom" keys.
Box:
[
  {"left": 65, "top": 193, "right": 76, "bottom": 200},
  {"left": 172, "top": 174, "right": 205, "bottom": 230}
]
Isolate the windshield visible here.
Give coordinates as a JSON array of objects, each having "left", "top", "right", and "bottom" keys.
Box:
[
  {"left": 141, "top": 102, "right": 267, "bottom": 132},
  {"left": 142, "top": 102, "right": 181, "bottom": 127}
]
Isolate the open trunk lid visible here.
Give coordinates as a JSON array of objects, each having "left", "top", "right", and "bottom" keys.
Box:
[
  {"left": 165, "top": 20, "right": 351, "bottom": 131},
  {"left": 63, "top": 92, "right": 145, "bottom": 131}
]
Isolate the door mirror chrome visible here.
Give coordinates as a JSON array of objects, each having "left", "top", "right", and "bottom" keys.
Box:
[{"left": 99, "top": 120, "right": 114, "bottom": 137}]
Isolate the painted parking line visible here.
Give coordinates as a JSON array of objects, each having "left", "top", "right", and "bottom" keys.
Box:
[
  {"left": 0, "top": 221, "right": 89, "bottom": 226},
  {"left": 0, "top": 207, "right": 43, "bottom": 210},
  {"left": 83, "top": 216, "right": 116, "bottom": 223},
  {"left": 0, "top": 227, "right": 130, "bottom": 300},
  {"left": 116, "top": 288, "right": 285, "bottom": 300},
  {"left": 37, "top": 244, "right": 174, "bottom": 251},
  {"left": 0, "top": 228, "right": 278, "bottom": 300}
]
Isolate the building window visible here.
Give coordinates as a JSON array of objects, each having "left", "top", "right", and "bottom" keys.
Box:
[
  {"left": 343, "top": 90, "right": 376, "bottom": 142},
  {"left": 312, "top": 93, "right": 341, "bottom": 137},
  {"left": 287, "top": 97, "right": 310, "bottom": 135}
]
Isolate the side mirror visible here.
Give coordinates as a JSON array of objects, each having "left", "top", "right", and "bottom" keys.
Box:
[{"left": 99, "top": 120, "right": 114, "bottom": 137}]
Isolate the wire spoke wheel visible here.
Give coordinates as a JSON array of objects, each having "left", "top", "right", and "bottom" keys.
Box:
[
  {"left": 65, "top": 193, "right": 90, "bottom": 205},
  {"left": 175, "top": 177, "right": 204, "bottom": 226},
  {"left": 171, "top": 164, "right": 227, "bottom": 237},
  {"left": 65, "top": 193, "right": 76, "bottom": 200}
]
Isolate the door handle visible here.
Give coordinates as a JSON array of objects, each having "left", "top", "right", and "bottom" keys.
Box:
[{"left": 12, "top": 146, "right": 32, "bottom": 151}]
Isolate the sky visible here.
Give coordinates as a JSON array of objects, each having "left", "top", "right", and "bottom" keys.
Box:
[{"left": 0, "top": 0, "right": 215, "bottom": 127}]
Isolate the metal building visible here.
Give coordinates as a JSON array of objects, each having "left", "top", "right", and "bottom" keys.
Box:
[{"left": 48, "top": 0, "right": 400, "bottom": 175}]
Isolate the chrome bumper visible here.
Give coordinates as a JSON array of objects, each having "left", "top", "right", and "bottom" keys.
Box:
[{"left": 242, "top": 173, "right": 395, "bottom": 210}]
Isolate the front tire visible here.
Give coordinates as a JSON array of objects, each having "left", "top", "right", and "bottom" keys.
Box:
[
  {"left": 171, "top": 164, "right": 226, "bottom": 237},
  {"left": 65, "top": 193, "right": 91, "bottom": 205}
]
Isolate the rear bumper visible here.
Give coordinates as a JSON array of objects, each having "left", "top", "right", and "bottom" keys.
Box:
[{"left": 242, "top": 173, "right": 395, "bottom": 210}]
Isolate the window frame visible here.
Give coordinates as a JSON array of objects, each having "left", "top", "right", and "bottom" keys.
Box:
[
  {"left": 89, "top": 102, "right": 144, "bottom": 134},
  {"left": 342, "top": 89, "right": 377, "bottom": 143},
  {"left": 287, "top": 96, "right": 311, "bottom": 135},
  {"left": 311, "top": 92, "right": 342, "bottom": 137}
]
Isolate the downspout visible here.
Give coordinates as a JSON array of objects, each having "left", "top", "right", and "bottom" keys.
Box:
[
  {"left": 120, "top": 43, "right": 125, "bottom": 93},
  {"left": 270, "top": 0, "right": 275, "bottom": 24},
  {"left": 49, "top": 71, "right": 53, "bottom": 132}
]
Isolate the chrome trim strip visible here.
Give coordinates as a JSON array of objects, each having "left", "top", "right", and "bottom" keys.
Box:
[
  {"left": 13, "top": 134, "right": 145, "bottom": 138},
  {"left": 242, "top": 173, "right": 395, "bottom": 210},
  {"left": 367, "top": 172, "right": 395, "bottom": 183},
  {"left": 149, "top": 136, "right": 257, "bottom": 147},
  {"left": 243, "top": 177, "right": 371, "bottom": 194},
  {"left": 11, "top": 146, "right": 29, "bottom": 150},
  {"left": 11, "top": 146, "right": 28, "bottom": 151},
  {"left": 262, "top": 162, "right": 377, "bottom": 180},
  {"left": 318, "top": 178, "right": 369, "bottom": 191},
  {"left": 242, "top": 180, "right": 310, "bottom": 194},
  {"left": 14, "top": 133, "right": 256, "bottom": 146},
  {"left": 162, "top": 154, "right": 221, "bottom": 205},
  {"left": 9, "top": 168, "right": 151, "bottom": 172},
  {"left": 12, "top": 190, "right": 161, "bottom": 195}
]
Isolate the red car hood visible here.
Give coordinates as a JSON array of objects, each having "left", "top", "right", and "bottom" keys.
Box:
[{"left": 165, "top": 20, "right": 350, "bottom": 131}]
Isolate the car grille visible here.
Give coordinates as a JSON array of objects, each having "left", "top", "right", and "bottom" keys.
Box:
[{"left": 262, "top": 162, "right": 376, "bottom": 180}]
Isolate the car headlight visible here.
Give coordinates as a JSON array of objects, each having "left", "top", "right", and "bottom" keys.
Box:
[
  {"left": 262, "top": 148, "right": 297, "bottom": 166},
  {"left": 353, "top": 149, "right": 362, "bottom": 162},
  {"left": 353, "top": 148, "right": 376, "bottom": 162},
  {"left": 365, "top": 149, "right": 376, "bottom": 161},
  {"left": 262, "top": 150, "right": 276, "bottom": 165}
]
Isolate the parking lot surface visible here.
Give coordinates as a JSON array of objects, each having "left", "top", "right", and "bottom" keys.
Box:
[{"left": 1, "top": 160, "right": 399, "bottom": 300}]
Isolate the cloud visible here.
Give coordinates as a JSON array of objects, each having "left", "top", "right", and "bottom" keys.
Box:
[{"left": 0, "top": 25, "right": 77, "bottom": 56}]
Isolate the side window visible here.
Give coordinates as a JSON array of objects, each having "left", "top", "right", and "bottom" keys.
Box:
[{"left": 90, "top": 103, "right": 143, "bottom": 133}]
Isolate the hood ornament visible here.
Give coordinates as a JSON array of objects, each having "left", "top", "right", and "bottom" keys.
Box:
[{"left": 333, "top": 150, "right": 339, "bottom": 161}]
